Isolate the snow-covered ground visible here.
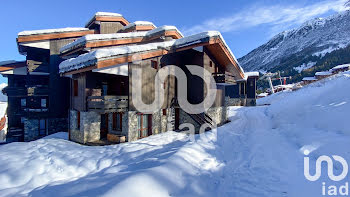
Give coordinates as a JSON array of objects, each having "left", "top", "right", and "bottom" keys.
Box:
[{"left": 0, "top": 72, "right": 350, "bottom": 196}]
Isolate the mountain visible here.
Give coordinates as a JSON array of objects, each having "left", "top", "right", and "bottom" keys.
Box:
[{"left": 238, "top": 10, "right": 350, "bottom": 78}]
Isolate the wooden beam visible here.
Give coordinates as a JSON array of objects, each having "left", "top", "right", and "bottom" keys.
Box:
[
  {"left": 95, "top": 16, "right": 129, "bottom": 26},
  {"left": 62, "top": 65, "right": 97, "bottom": 76},
  {"left": 97, "top": 50, "right": 168, "bottom": 69},
  {"left": 17, "top": 30, "right": 95, "bottom": 43}
]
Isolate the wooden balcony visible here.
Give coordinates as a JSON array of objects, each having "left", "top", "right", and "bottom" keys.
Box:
[
  {"left": 87, "top": 96, "right": 128, "bottom": 113},
  {"left": 2, "top": 87, "right": 26, "bottom": 96},
  {"left": 27, "top": 87, "right": 49, "bottom": 96},
  {"left": 212, "top": 72, "right": 236, "bottom": 84}
]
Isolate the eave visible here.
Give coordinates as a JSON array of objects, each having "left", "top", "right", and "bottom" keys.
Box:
[
  {"left": 60, "top": 30, "right": 183, "bottom": 57},
  {"left": 17, "top": 30, "right": 95, "bottom": 43},
  {"left": 86, "top": 16, "right": 129, "bottom": 28},
  {"left": 61, "top": 36, "right": 244, "bottom": 79}
]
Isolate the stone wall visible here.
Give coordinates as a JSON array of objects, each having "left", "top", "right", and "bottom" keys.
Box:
[
  {"left": 69, "top": 110, "right": 100, "bottom": 144},
  {"left": 81, "top": 111, "right": 100, "bottom": 143},
  {"left": 206, "top": 106, "right": 227, "bottom": 126},
  {"left": 24, "top": 119, "right": 39, "bottom": 141},
  {"left": 127, "top": 111, "right": 138, "bottom": 142},
  {"left": 126, "top": 109, "right": 171, "bottom": 142},
  {"left": 69, "top": 110, "right": 84, "bottom": 144},
  {"left": 246, "top": 98, "right": 256, "bottom": 106},
  {"left": 179, "top": 108, "right": 201, "bottom": 131},
  {"left": 225, "top": 96, "right": 255, "bottom": 106},
  {"left": 48, "top": 118, "right": 67, "bottom": 135}
]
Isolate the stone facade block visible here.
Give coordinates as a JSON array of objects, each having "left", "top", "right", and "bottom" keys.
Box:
[
  {"left": 24, "top": 119, "right": 39, "bottom": 141},
  {"left": 69, "top": 110, "right": 100, "bottom": 144}
]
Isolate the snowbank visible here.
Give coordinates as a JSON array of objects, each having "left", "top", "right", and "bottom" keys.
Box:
[{"left": 1, "top": 72, "right": 349, "bottom": 196}]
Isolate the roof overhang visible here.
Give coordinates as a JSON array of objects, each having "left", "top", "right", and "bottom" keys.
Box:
[
  {"left": 17, "top": 29, "right": 95, "bottom": 55},
  {"left": 120, "top": 25, "right": 156, "bottom": 33},
  {"left": 60, "top": 34, "right": 244, "bottom": 79},
  {"left": 86, "top": 16, "right": 129, "bottom": 28},
  {"left": 0, "top": 61, "right": 27, "bottom": 75},
  {"left": 60, "top": 30, "right": 183, "bottom": 57}
]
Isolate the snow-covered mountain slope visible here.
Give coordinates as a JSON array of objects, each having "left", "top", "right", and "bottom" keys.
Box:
[
  {"left": 0, "top": 72, "right": 350, "bottom": 196},
  {"left": 239, "top": 10, "right": 350, "bottom": 72}
]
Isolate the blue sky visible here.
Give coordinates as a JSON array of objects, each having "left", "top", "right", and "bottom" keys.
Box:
[{"left": 0, "top": 0, "right": 348, "bottom": 83}]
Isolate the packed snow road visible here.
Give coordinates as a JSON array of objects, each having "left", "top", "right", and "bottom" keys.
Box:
[{"left": 0, "top": 72, "right": 349, "bottom": 197}]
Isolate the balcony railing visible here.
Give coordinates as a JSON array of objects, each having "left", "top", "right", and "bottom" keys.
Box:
[
  {"left": 2, "top": 86, "right": 49, "bottom": 96},
  {"left": 27, "top": 87, "right": 49, "bottom": 96},
  {"left": 212, "top": 72, "right": 236, "bottom": 84},
  {"left": 2, "top": 87, "right": 26, "bottom": 96},
  {"left": 87, "top": 96, "right": 128, "bottom": 113}
]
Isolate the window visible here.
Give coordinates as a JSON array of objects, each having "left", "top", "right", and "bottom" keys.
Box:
[
  {"left": 113, "top": 112, "right": 122, "bottom": 131},
  {"left": 151, "top": 60, "right": 158, "bottom": 69},
  {"left": 162, "top": 109, "right": 166, "bottom": 116},
  {"left": 73, "top": 80, "right": 78, "bottom": 96},
  {"left": 102, "top": 84, "right": 108, "bottom": 96},
  {"left": 210, "top": 61, "right": 213, "bottom": 67},
  {"left": 39, "top": 119, "right": 47, "bottom": 136},
  {"left": 77, "top": 111, "right": 80, "bottom": 129},
  {"left": 138, "top": 114, "right": 152, "bottom": 138},
  {"left": 240, "top": 83, "right": 245, "bottom": 95},
  {"left": 21, "top": 117, "right": 25, "bottom": 124},
  {"left": 21, "top": 98, "right": 26, "bottom": 107},
  {"left": 41, "top": 98, "right": 47, "bottom": 108}
]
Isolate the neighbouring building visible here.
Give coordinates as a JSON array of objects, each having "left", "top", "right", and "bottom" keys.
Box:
[
  {"left": 0, "top": 27, "right": 94, "bottom": 142},
  {"left": 0, "top": 12, "right": 258, "bottom": 144},
  {"left": 315, "top": 71, "right": 333, "bottom": 80},
  {"left": 331, "top": 64, "right": 350, "bottom": 74}
]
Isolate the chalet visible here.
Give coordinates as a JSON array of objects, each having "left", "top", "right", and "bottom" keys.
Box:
[
  {"left": 302, "top": 77, "right": 318, "bottom": 85},
  {"left": 0, "top": 26, "right": 95, "bottom": 142},
  {"left": 331, "top": 64, "right": 350, "bottom": 74},
  {"left": 58, "top": 13, "right": 257, "bottom": 144},
  {"left": 315, "top": 71, "right": 332, "bottom": 80},
  {"left": 1, "top": 12, "right": 258, "bottom": 144}
]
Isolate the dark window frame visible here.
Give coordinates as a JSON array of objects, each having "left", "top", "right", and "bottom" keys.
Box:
[
  {"left": 112, "top": 112, "right": 123, "bottom": 131},
  {"left": 39, "top": 119, "right": 47, "bottom": 136},
  {"left": 77, "top": 111, "right": 80, "bottom": 129},
  {"left": 137, "top": 113, "right": 152, "bottom": 138},
  {"left": 73, "top": 80, "right": 78, "bottom": 97},
  {"left": 151, "top": 60, "right": 158, "bottom": 69}
]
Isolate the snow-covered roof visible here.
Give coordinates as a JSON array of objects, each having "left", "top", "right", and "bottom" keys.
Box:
[
  {"left": 18, "top": 27, "right": 89, "bottom": 36},
  {"left": 59, "top": 31, "right": 243, "bottom": 76},
  {"left": 60, "top": 26, "right": 184, "bottom": 54},
  {"left": 94, "top": 12, "right": 122, "bottom": 17},
  {"left": 86, "top": 12, "right": 125, "bottom": 27},
  {"left": 257, "top": 93, "right": 268, "bottom": 97},
  {"left": 121, "top": 21, "right": 156, "bottom": 31},
  {"left": 59, "top": 41, "right": 174, "bottom": 73},
  {"left": 60, "top": 32, "right": 148, "bottom": 54},
  {"left": 315, "top": 71, "right": 332, "bottom": 76},
  {"left": 302, "top": 77, "right": 317, "bottom": 81},
  {"left": 331, "top": 64, "right": 350, "bottom": 71},
  {"left": 147, "top": 25, "right": 184, "bottom": 37},
  {"left": 0, "top": 60, "right": 18, "bottom": 66},
  {"left": 244, "top": 71, "right": 259, "bottom": 80}
]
